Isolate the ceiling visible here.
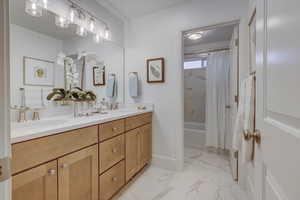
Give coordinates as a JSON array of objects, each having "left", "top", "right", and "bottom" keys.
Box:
[
  {"left": 104, "top": 0, "right": 187, "bottom": 19},
  {"left": 10, "top": 0, "right": 87, "bottom": 40},
  {"left": 184, "top": 25, "right": 235, "bottom": 47}
]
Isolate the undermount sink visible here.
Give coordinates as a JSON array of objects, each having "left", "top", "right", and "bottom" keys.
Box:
[{"left": 12, "top": 118, "right": 71, "bottom": 130}]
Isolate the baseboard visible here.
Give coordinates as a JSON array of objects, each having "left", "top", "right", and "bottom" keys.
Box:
[{"left": 152, "top": 154, "right": 177, "bottom": 171}]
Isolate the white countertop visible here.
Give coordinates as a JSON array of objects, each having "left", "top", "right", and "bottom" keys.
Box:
[{"left": 11, "top": 107, "right": 153, "bottom": 144}]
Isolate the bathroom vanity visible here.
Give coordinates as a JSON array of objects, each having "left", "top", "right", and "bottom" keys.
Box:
[{"left": 11, "top": 110, "right": 152, "bottom": 200}]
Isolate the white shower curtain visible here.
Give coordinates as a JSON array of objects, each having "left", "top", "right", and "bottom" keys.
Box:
[{"left": 206, "top": 51, "right": 231, "bottom": 149}]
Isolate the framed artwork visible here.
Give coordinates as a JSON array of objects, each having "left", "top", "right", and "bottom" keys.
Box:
[
  {"left": 23, "top": 56, "right": 55, "bottom": 87},
  {"left": 249, "top": 8, "right": 256, "bottom": 74},
  {"left": 147, "top": 57, "right": 165, "bottom": 83},
  {"left": 93, "top": 66, "right": 105, "bottom": 86}
]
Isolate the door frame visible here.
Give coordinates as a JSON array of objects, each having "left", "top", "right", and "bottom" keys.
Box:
[
  {"left": 0, "top": 0, "right": 11, "bottom": 199},
  {"left": 178, "top": 20, "right": 240, "bottom": 170}
]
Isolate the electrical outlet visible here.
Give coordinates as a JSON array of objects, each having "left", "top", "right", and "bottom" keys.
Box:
[{"left": 0, "top": 157, "right": 11, "bottom": 182}]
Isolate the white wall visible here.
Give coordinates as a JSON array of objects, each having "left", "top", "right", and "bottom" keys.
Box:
[
  {"left": 124, "top": 0, "right": 249, "bottom": 170},
  {"left": 10, "top": 24, "right": 72, "bottom": 121}
]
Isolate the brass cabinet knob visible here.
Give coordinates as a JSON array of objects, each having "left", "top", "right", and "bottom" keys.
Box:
[
  {"left": 112, "top": 148, "right": 118, "bottom": 153},
  {"left": 112, "top": 127, "right": 118, "bottom": 131},
  {"left": 112, "top": 177, "right": 118, "bottom": 182}
]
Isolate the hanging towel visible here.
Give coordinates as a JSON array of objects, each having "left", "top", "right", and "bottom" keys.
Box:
[
  {"left": 129, "top": 73, "right": 138, "bottom": 97},
  {"left": 232, "top": 75, "right": 254, "bottom": 163},
  {"left": 106, "top": 75, "right": 116, "bottom": 98}
]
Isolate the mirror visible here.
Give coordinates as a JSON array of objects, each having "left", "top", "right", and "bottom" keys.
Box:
[{"left": 9, "top": 0, "right": 124, "bottom": 120}]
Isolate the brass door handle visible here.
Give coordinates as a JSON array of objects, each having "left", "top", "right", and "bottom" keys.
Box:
[
  {"left": 243, "top": 129, "right": 261, "bottom": 144},
  {"left": 243, "top": 129, "right": 262, "bottom": 161}
]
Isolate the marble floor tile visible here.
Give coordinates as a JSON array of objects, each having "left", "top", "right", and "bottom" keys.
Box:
[{"left": 115, "top": 147, "right": 249, "bottom": 200}]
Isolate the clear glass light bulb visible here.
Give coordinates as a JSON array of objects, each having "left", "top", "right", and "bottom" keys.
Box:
[
  {"left": 55, "top": 16, "right": 69, "bottom": 28},
  {"left": 76, "top": 25, "right": 88, "bottom": 37},
  {"left": 94, "top": 33, "right": 102, "bottom": 43},
  {"left": 25, "top": 0, "right": 42, "bottom": 17},
  {"left": 89, "top": 19, "right": 95, "bottom": 32},
  {"left": 69, "top": 7, "right": 75, "bottom": 23},
  {"left": 42, "top": 0, "right": 48, "bottom": 9},
  {"left": 104, "top": 27, "right": 110, "bottom": 40}
]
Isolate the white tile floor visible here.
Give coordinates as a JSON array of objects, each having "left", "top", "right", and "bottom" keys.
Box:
[{"left": 115, "top": 147, "right": 249, "bottom": 200}]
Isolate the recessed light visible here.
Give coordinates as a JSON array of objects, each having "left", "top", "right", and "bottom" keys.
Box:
[{"left": 186, "top": 31, "right": 203, "bottom": 40}]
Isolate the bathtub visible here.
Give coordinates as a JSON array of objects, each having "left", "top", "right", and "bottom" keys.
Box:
[{"left": 184, "top": 122, "right": 206, "bottom": 148}]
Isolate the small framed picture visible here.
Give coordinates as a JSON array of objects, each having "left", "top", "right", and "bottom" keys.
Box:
[
  {"left": 93, "top": 66, "right": 105, "bottom": 86},
  {"left": 147, "top": 57, "right": 165, "bottom": 83},
  {"left": 23, "top": 56, "right": 55, "bottom": 87}
]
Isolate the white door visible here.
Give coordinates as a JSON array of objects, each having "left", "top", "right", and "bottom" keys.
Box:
[
  {"left": 229, "top": 25, "right": 239, "bottom": 181},
  {"left": 255, "top": 0, "right": 300, "bottom": 199},
  {"left": 0, "top": 0, "right": 11, "bottom": 200}
]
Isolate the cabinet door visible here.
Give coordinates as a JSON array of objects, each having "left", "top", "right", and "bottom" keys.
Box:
[
  {"left": 125, "top": 129, "right": 139, "bottom": 182},
  {"left": 58, "top": 145, "right": 98, "bottom": 200},
  {"left": 12, "top": 161, "right": 57, "bottom": 200},
  {"left": 139, "top": 124, "right": 152, "bottom": 169}
]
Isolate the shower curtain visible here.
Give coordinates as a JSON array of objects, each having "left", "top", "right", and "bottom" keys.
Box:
[{"left": 206, "top": 51, "right": 231, "bottom": 149}]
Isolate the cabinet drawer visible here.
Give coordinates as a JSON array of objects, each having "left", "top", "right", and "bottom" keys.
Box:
[
  {"left": 12, "top": 125, "right": 98, "bottom": 174},
  {"left": 99, "top": 160, "right": 125, "bottom": 200},
  {"left": 12, "top": 161, "right": 57, "bottom": 200},
  {"left": 99, "top": 134, "right": 125, "bottom": 174},
  {"left": 99, "top": 119, "right": 125, "bottom": 141},
  {"left": 125, "top": 113, "right": 152, "bottom": 131}
]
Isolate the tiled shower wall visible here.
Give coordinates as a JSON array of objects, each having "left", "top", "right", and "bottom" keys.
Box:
[{"left": 184, "top": 68, "right": 206, "bottom": 123}]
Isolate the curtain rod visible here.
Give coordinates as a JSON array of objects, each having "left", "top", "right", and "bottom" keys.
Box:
[{"left": 184, "top": 48, "right": 230, "bottom": 56}]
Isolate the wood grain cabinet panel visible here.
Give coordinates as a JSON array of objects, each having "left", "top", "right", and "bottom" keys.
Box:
[
  {"left": 12, "top": 161, "right": 57, "bottom": 200},
  {"left": 58, "top": 145, "right": 98, "bottom": 200},
  {"left": 99, "top": 119, "right": 125, "bottom": 141},
  {"left": 125, "top": 113, "right": 152, "bottom": 131},
  {"left": 125, "top": 129, "right": 140, "bottom": 182},
  {"left": 12, "top": 125, "right": 98, "bottom": 174},
  {"left": 99, "top": 134, "right": 125, "bottom": 174},
  {"left": 139, "top": 124, "right": 152, "bottom": 169},
  {"left": 100, "top": 160, "right": 125, "bottom": 200}
]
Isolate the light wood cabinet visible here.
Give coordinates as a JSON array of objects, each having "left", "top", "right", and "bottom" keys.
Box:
[
  {"left": 58, "top": 145, "right": 98, "bottom": 200},
  {"left": 125, "top": 129, "right": 140, "bottom": 182},
  {"left": 126, "top": 124, "right": 152, "bottom": 182},
  {"left": 12, "top": 113, "right": 152, "bottom": 200},
  {"left": 99, "top": 160, "right": 125, "bottom": 200},
  {"left": 125, "top": 113, "right": 152, "bottom": 131},
  {"left": 12, "top": 161, "right": 57, "bottom": 200},
  {"left": 12, "top": 125, "right": 98, "bottom": 174},
  {"left": 139, "top": 124, "right": 152, "bottom": 169},
  {"left": 99, "top": 119, "right": 125, "bottom": 141},
  {"left": 100, "top": 134, "right": 125, "bottom": 174}
]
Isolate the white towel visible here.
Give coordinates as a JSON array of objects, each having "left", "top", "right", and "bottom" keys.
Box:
[
  {"left": 106, "top": 75, "right": 116, "bottom": 98},
  {"left": 232, "top": 75, "right": 254, "bottom": 163},
  {"left": 129, "top": 73, "right": 138, "bottom": 97}
]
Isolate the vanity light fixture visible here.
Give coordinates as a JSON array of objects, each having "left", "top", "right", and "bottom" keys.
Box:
[
  {"left": 94, "top": 33, "right": 102, "bottom": 43},
  {"left": 104, "top": 27, "right": 111, "bottom": 40},
  {"left": 55, "top": 15, "right": 70, "bottom": 28},
  {"left": 89, "top": 18, "right": 95, "bottom": 32},
  {"left": 24, "top": 0, "right": 112, "bottom": 43},
  {"left": 69, "top": 6, "right": 76, "bottom": 23},
  {"left": 42, "top": 0, "right": 48, "bottom": 9},
  {"left": 25, "top": 0, "right": 42, "bottom": 17}
]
